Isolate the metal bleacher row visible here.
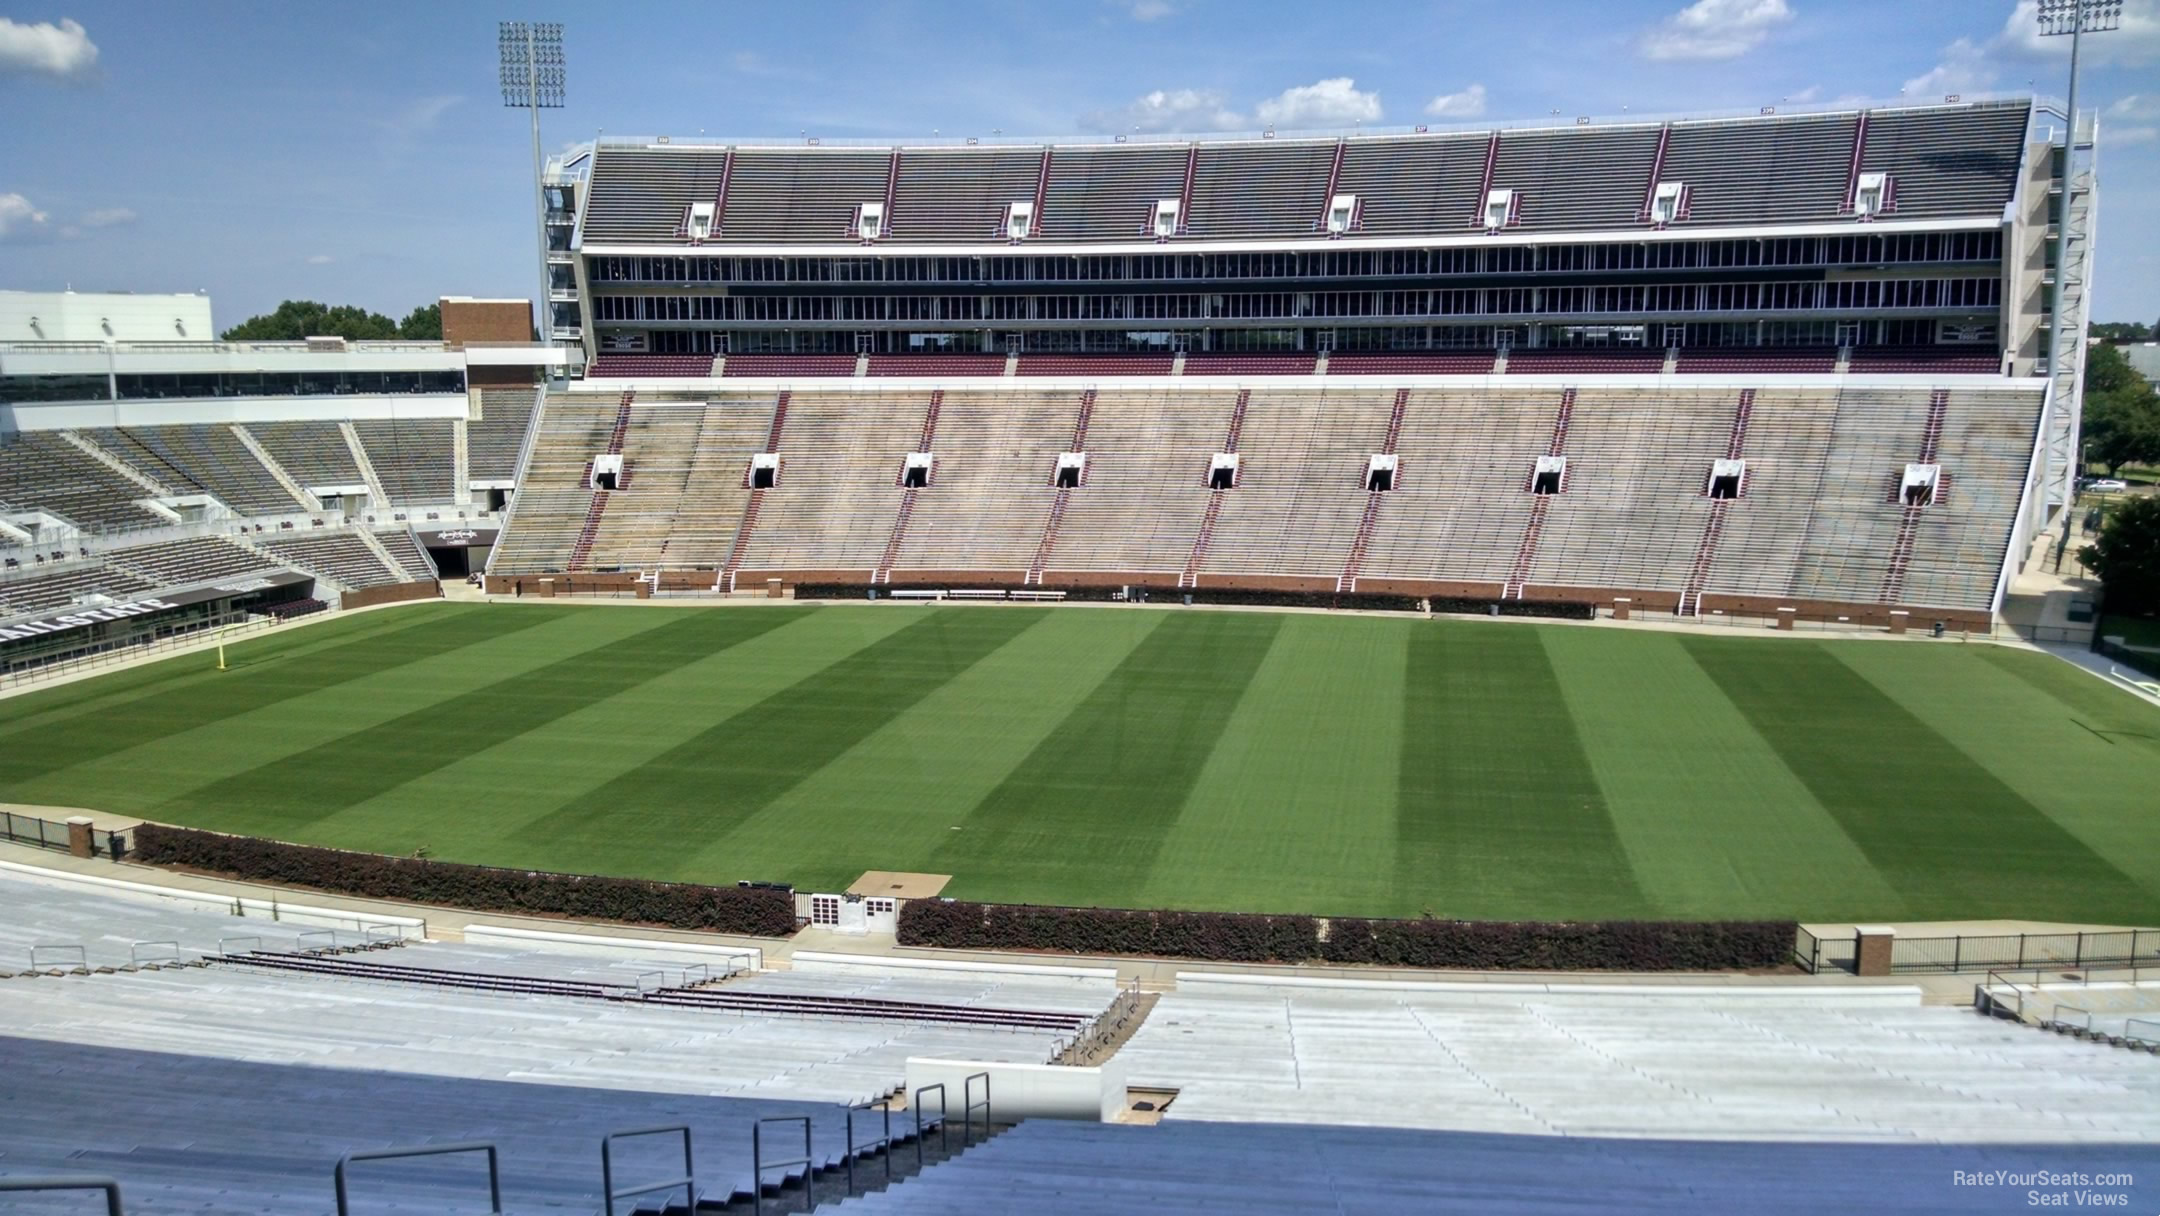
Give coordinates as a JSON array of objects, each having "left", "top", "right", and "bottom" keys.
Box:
[
  {"left": 576, "top": 100, "right": 2030, "bottom": 246},
  {"left": 496, "top": 383, "right": 2040, "bottom": 616}
]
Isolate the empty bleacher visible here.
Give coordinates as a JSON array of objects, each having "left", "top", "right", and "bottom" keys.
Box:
[
  {"left": 1037, "top": 144, "right": 1190, "bottom": 241},
  {"left": 888, "top": 391, "right": 1077, "bottom": 576},
  {"left": 0, "top": 564, "right": 155, "bottom": 616},
  {"left": 1045, "top": 391, "right": 1225, "bottom": 578},
  {"left": 1899, "top": 388, "right": 2042, "bottom": 611},
  {"left": 260, "top": 531, "right": 405, "bottom": 588},
  {"left": 577, "top": 143, "right": 731, "bottom": 245},
  {"left": 1849, "top": 346, "right": 2001, "bottom": 374},
  {"left": 866, "top": 354, "right": 1006, "bottom": 378},
  {"left": 587, "top": 352, "right": 715, "bottom": 378},
  {"left": 467, "top": 387, "right": 539, "bottom": 482},
  {"left": 1117, "top": 976, "right": 2160, "bottom": 1142},
  {"left": 1332, "top": 133, "right": 1491, "bottom": 237},
  {"left": 244, "top": 420, "right": 362, "bottom": 488},
  {"left": 583, "top": 397, "right": 767, "bottom": 570},
  {"left": 375, "top": 529, "right": 438, "bottom": 581},
  {"left": 1015, "top": 354, "right": 1174, "bottom": 377},
  {"left": 1525, "top": 389, "right": 1733, "bottom": 595},
  {"left": 0, "top": 432, "right": 168, "bottom": 529},
  {"left": 1326, "top": 351, "right": 1496, "bottom": 375},
  {"left": 486, "top": 395, "right": 617, "bottom": 573},
  {"left": 724, "top": 147, "right": 893, "bottom": 243},
  {"left": 1787, "top": 387, "right": 1938, "bottom": 607},
  {"left": 1185, "top": 139, "right": 1336, "bottom": 239},
  {"left": 90, "top": 426, "right": 303, "bottom": 514},
  {"left": 1494, "top": 124, "right": 1664, "bottom": 233},
  {"left": 351, "top": 419, "right": 457, "bottom": 505},
  {"left": 1199, "top": 389, "right": 1391, "bottom": 581},
  {"left": 1660, "top": 111, "right": 1856, "bottom": 228},
  {"left": 736, "top": 392, "right": 919, "bottom": 574},
  {"left": 103, "top": 536, "right": 282, "bottom": 589},
  {"left": 1860, "top": 103, "right": 2030, "bottom": 219},
  {"left": 1693, "top": 389, "right": 1842, "bottom": 603},
  {"left": 1360, "top": 390, "right": 1565, "bottom": 587},
  {"left": 1677, "top": 347, "right": 1839, "bottom": 374},
  {"left": 723, "top": 353, "right": 860, "bottom": 378},
  {"left": 1183, "top": 353, "right": 1316, "bottom": 377},
  {"left": 1504, "top": 348, "right": 1666, "bottom": 375},
  {"left": 888, "top": 146, "right": 1043, "bottom": 242}
]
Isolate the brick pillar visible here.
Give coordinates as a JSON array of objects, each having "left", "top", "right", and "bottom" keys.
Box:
[
  {"left": 635, "top": 580, "right": 652, "bottom": 600},
  {"left": 1888, "top": 610, "right": 1909, "bottom": 635},
  {"left": 1611, "top": 597, "right": 1631, "bottom": 621},
  {"left": 1855, "top": 925, "right": 1896, "bottom": 977},
  {"left": 65, "top": 816, "right": 95, "bottom": 859},
  {"left": 1775, "top": 607, "right": 1796, "bottom": 631},
  {"left": 766, "top": 578, "right": 786, "bottom": 599},
  {"left": 537, "top": 578, "right": 556, "bottom": 598}
]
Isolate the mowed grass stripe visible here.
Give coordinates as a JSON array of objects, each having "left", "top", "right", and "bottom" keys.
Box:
[
  {"left": 1397, "top": 624, "right": 1648, "bottom": 920},
  {"left": 299, "top": 606, "right": 922, "bottom": 871},
  {"left": 1836, "top": 644, "right": 2160, "bottom": 916},
  {"left": 1681, "top": 636, "right": 2156, "bottom": 923},
  {"left": 693, "top": 608, "right": 1168, "bottom": 894},
  {"left": 1541, "top": 628, "right": 1908, "bottom": 921},
  {"left": 1139, "top": 614, "right": 1407, "bottom": 916},
  {"left": 150, "top": 608, "right": 807, "bottom": 838},
  {"left": 525, "top": 607, "right": 1047, "bottom": 875},
  {"left": 0, "top": 605, "right": 554, "bottom": 790},
  {"left": 935, "top": 611, "right": 1283, "bottom": 908}
]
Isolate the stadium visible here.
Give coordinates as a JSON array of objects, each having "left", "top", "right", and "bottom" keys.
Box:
[{"left": 4, "top": 10, "right": 2160, "bottom": 1212}]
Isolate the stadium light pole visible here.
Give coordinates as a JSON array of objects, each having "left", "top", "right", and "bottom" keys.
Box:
[
  {"left": 500, "top": 22, "right": 565, "bottom": 356},
  {"left": 2036, "top": 0, "right": 2117, "bottom": 528}
]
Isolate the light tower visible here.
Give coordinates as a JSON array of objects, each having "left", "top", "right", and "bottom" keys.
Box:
[
  {"left": 2036, "top": 0, "right": 2117, "bottom": 525},
  {"left": 499, "top": 21, "right": 565, "bottom": 354}
]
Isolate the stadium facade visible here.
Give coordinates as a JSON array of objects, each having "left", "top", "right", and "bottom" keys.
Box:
[{"left": 0, "top": 94, "right": 2102, "bottom": 668}]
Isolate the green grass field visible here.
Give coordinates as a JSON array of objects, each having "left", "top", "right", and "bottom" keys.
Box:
[{"left": 5, "top": 601, "right": 2158, "bottom": 925}]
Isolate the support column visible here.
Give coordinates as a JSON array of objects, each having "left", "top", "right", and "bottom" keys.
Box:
[
  {"left": 65, "top": 816, "right": 95, "bottom": 859},
  {"left": 1855, "top": 925, "right": 1896, "bottom": 978}
]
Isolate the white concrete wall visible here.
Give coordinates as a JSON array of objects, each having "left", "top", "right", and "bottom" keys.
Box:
[
  {"left": 2, "top": 394, "right": 471, "bottom": 433},
  {"left": 904, "top": 1057, "right": 1126, "bottom": 1122},
  {"left": 0, "top": 291, "right": 214, "bottom": 342}
]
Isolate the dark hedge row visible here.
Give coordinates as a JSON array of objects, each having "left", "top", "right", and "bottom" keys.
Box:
[
  {"left": 901, "top": 899, "right": 1793, "bottom": 971},
  {"left": 1319, "top": 917, "right": 1793, "bottom": 970},
  {"left": 899, "top": 899, "right": 1319, "bottom": 963},
  {"left": 132, "top": 825, "right": 799, "bottom": 937},
  {"left": 1428, "top": 596, "right": 1596, "bottom": 621}
]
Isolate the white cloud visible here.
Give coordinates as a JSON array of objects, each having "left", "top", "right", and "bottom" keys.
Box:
[
  {"left": 2110, "top": 125, "right": 2158, "bottom": 144},
  {"left": 1901, "top": 37, "right": 1995, "bottom": 98},
  {"left": 2109, "top": 93, "right": 2160, "bottom": 119},
  {"left": 1128, "top": 0, "right": 1174, "bottom": 20},
  {"left": 1638, "top": 0, "right": 1793, "bottom": 61},
  {"left": 393, "top": 94, "right": 462, "bottom": 132},
  {"left": 1424, "top": 83, "right": 1487, "bottom": 119},
  {"left": 1084, "top": 87, "right": 1244, "bottom": 133},
  {"left": 306, "top": 254, "right": 335, "bottom": 265},
  {"left": 79, "top": 207, "right": 134, "bottom": 229},
  {"left": 1255, "top": 77, "right": 1383, "bottom": 128},
  {"left": 0, "top": 16, "right": 98, "bottom": 80},
  {"left": 0, "top": 192, "right": 52, "bottom": 241}
]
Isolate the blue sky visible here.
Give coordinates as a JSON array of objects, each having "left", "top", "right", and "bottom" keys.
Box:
[{"left": 3, "top": 0, "right": 2158, "bottom": 330}]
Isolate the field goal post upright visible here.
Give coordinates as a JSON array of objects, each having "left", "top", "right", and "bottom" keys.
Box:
[
  {"left": 500, "top": 21, "right": 565, "bottom": 359},
  {"left": 2036, "top": 0, "right": 2116, "bottom": 521}
]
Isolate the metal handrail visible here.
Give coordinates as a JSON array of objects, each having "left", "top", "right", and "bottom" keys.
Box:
[
  {"left": 963, "top": 1071, "right": 992, "bottom": 1145},
  {"left": 29, "top": 943, "right": 87, "bottom": 970},
  {"left": 129, "top": 940, "right": 181, "bottom": 966},
  {"left": 600, "top": 1124, "right": 695, "bottom": 1216},
  {"left": 845, "top": 1100, "right": 892, "bottom": 1194},
  {"left": 333, "top": 1140, "right": 501, "bottom": 1216},
  {"left": 216, "top": 936, "right": 263, "bottom": 957},
  {"left": 297, "top": 929, "right": 341, "bottom": 952},
  {"left": 0, "top": 1175, "right": 125, "bottom": 1214},
  {"left": 2049, "top": 1003, "right": 2093, "bottom": 1035},
  {"left": 752, "top": 1117, "right": 812, "bottom": 1216},
  {"left": 912, "top": 1083, "right": 948, "bottom": 1169},
  {"left": 2125, "top": 1018, "right": 2160, "bottom": 1048}
]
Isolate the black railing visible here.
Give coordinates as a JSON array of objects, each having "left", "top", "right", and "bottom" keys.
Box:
[
  {"left": 333, "top": 1141, "right": 501, "bottom": 1216},
  {"left": 600, "top": 1124, "right": 695, "bottom": 1216},
  {"left": 751, "top": 1116, "right": 812, "bottom": 1216},
  {"left": 0, "top": 1176, "right": 125, "bottom": 1215},
  {"left": 1795, "top": 927, "right": 2160, "bottom": 975},
  {"left": 0, "top": 811, "right": 127, "bottom": 860}
]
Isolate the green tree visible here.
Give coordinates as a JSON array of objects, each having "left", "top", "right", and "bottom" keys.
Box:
[
  {"left": 2081, "top": 494, "right": 2160, "bottom": 616},
  {"left": 221, "top": 300, "right": 399, "bottom": 342},
  {"left": 2082, "top": 345, "right": 2160, "bottom": 478},
  {"left": 397, "top": 302, "right": 442, "bottom": 340}
]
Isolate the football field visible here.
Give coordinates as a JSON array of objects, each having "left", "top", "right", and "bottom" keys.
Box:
[{"left": 4, "top": 601, "right": 2157, "bottom": 925}]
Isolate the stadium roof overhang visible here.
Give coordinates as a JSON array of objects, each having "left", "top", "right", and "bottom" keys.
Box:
[{"left": 576, "top": 215, "right": 2002, "bottom": 261}]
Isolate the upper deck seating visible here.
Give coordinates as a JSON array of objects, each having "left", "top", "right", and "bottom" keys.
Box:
[
  {"left": 1325, "top": 352, "right": 1496, "bottom": 375},
  {"left": 91, "top": 426, "right": 304, "bottom": 515},
  {"left": 468, "top": 387, "right": 539, "bottom": 482},
  {"left": 722, "top": 354, "right": 859, "bottom": 378},
  {"left": 351, "top": 419, "right": 457, "bottom": 504},
  {"left": 0, "top": 433, "right": 169, "bottom": 529},
  {"left": 1183, "top": 353, "right": 1316, "bottom": 376},
  {"left": 588, "top": 353, "right": 716, "bottom": 378},
  {"left": 865, "top": 354, "right": 1007, "bottom": 377},
  {"left": 1015, "top": 354, "right": 1175, "bottom": 377},
  {"left": 1504, "top": 349, "right": 1665, "bottom": 375}
]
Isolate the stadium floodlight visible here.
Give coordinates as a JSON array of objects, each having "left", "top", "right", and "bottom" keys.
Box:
[
  {"left": 2036, "top": 0, "right": 2117, "bottom": 539},
  {"left": 500, "top": 22, "right": 566, "bottom": 355}
]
